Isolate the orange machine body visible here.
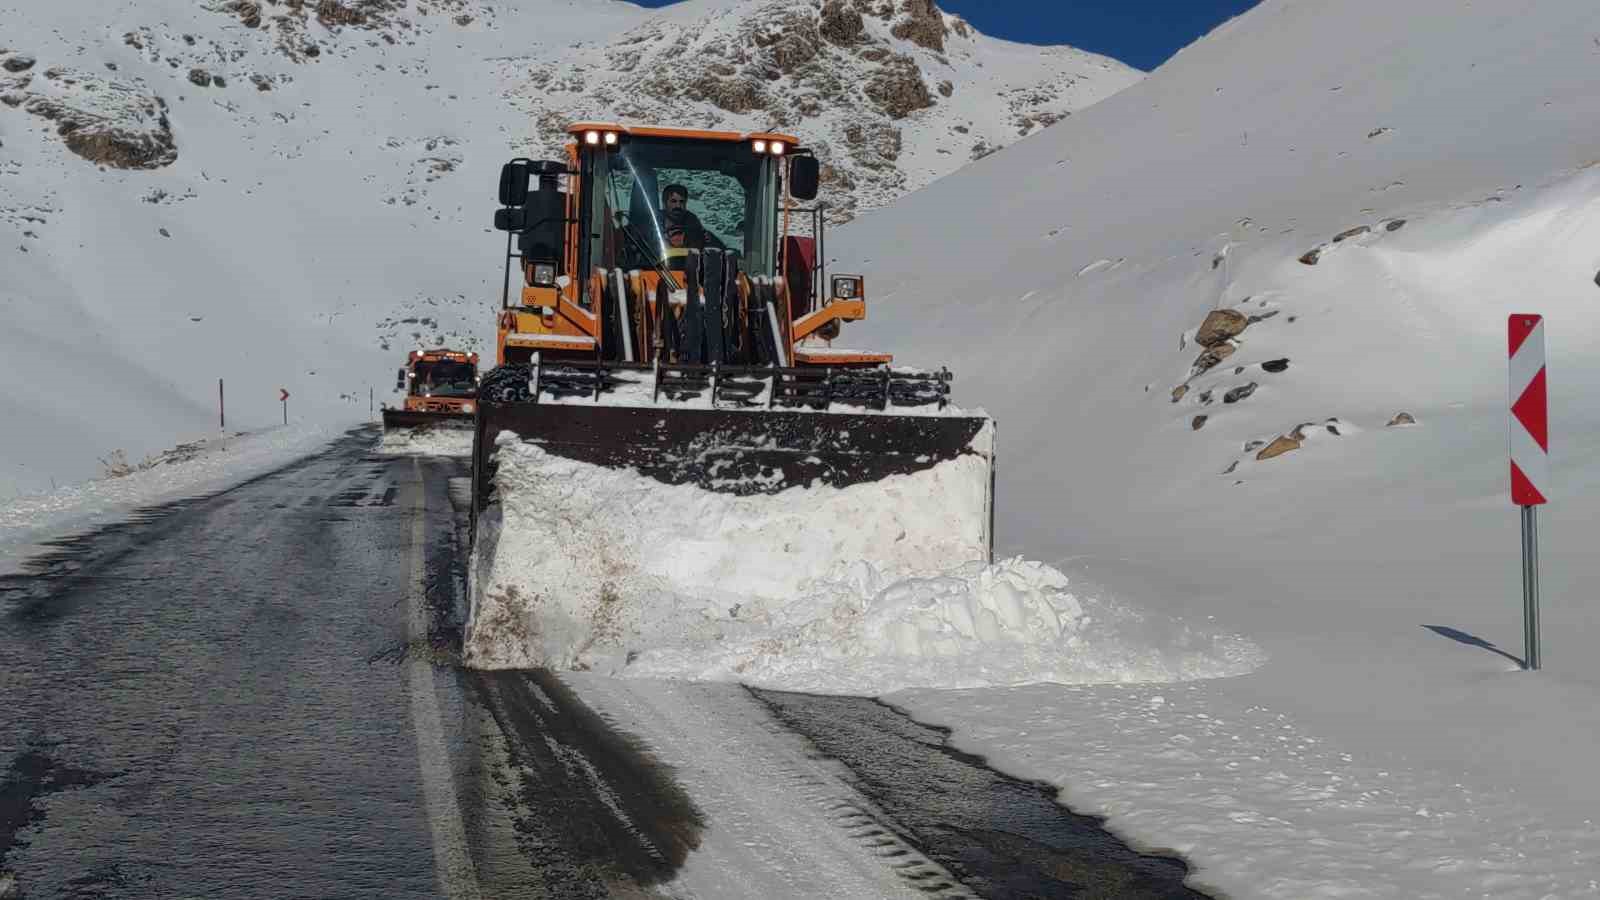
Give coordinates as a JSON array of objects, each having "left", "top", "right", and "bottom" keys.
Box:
[{"left": 494, "top": 123, "right": 889, "bottom": 368}]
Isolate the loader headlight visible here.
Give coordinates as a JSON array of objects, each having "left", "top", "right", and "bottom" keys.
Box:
[
  {"left": 461, "top": 403, "right": 474, "bottom": 414},
  {"left": 531, "top": 262, "right": 556, "bottom": 286},
  {"left": 831, "top": 275, "right": 862, "bottom": 300}
]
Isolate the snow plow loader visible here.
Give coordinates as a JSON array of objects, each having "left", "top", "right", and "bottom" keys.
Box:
[
  {"left": 382, "top": 348, "right": 480, "bottom": 431},
  {"left": 472, "top": 122, "right": 995, "bottom": 554}
]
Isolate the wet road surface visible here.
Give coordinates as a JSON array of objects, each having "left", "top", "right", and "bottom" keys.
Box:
[
  {"left": 0, "top": 430, "right": 694, "bottom": 898},
  {"left": 2, "top": 428, "right": 1212, "bottom": 898}
]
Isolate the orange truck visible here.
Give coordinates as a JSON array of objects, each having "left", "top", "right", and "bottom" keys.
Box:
[{"left": 382, "top": 349, "right": 479, "bottom": 431}]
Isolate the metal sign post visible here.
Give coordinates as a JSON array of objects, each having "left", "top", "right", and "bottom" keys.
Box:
[
  {"left": 1508, "top": 314, "right": 1548, "bottom": 670},
  {"left": 280, "top": 387, "right": 290, "bottom": 426}
]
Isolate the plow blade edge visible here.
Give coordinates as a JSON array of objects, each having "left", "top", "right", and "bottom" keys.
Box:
[{"left": 382, "top": 408, "right": 474, "bottom": 430}]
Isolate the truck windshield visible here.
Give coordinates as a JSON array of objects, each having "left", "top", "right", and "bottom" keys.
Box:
[
  {"left": 591, "top": 137, "right": 777, "bottom": 276},
  {"left": 413, "top": 360, "right": 476, "bottom": 397}
]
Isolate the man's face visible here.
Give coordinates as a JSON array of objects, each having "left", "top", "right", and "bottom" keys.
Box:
[{"left": 664, "top": 192, "right": 686, "bottom": 213}]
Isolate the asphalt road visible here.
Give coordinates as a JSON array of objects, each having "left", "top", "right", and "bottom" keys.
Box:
[{"left": 0, "top": 429, "right": 1209, "bottom": 899}]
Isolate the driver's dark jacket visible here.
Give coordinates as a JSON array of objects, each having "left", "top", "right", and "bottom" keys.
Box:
[{"left": 662, "top": 209, "right": 725, "bottom": 251}]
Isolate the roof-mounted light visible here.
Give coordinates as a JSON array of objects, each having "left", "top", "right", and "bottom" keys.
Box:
[
  {"left": 752, "top": 139, "right": 768, "bottom": 154},
  {"left": 603, "top": 131, "right": 618, "bottom": 146},
  {"left": 770, "top": 140, "right": 785, "bottom": 156},
  {"left": 584, "top": 130, "right": 601, "bottom": 146}
]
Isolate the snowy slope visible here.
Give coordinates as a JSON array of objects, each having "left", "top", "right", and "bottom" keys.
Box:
[
  {"left": 0, "top": 0, "right": 1137, "bottom": 497},
  {"left": 830, "top": 0, "right": 1600, "bottom": 895}
]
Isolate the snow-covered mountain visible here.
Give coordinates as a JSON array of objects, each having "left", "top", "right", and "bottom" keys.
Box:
[
  {"left": 0, "top": 0, "right": 1138, "bottom": 495},
  {"left": 837, "top": 0, "right": 1600, "bottom": 894},
  {"left": 504, "top": 0, "right": 1136, "bottom": 218}
]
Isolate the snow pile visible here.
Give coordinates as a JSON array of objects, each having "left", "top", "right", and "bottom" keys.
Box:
[
  {"left": 629, "top": 557, "right": 1265, "bottom": 694},
  {"left": 465, "top": 435, "right": 1262, "bottom": 691},
  {"left": 375, "top": 424, "right": 473, "bottom": 456}
]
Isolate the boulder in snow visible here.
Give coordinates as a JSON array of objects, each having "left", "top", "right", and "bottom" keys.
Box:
[
  {"left": 1388, "top": 412, "right": 1417, "bottom": 427},
  {"left": 1191, "top": 341, "right": 1235, "bottom": 375},
  {"left": 1255, "top": 435, "right": 1300, "bottom": 460},
  {"left": 1332, "top": 225, "right": 1371, "bottom": 243},
  {"left": 1195, "top": 309, "right": 1249, "bottom": 347},
  {"left": 1223, "top": 382, "right": 1257, "bottom": 404}
]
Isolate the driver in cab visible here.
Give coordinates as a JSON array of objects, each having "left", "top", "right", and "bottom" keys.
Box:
[{"left": 660, "top": 184, "right": 725, "bottom": 254}]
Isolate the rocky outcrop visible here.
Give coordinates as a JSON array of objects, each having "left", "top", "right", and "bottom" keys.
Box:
[
  {"left": 819, "top": 0, "right": 866, "bottom": 44},
  {"left": 1388, "top": 412, "right": 1416, "bottom": 426},
  {"left": 864, "top": 53, "right": 933, "bottom": 119},
  {"left": 498, "top": 0, "right": 1139, "bottom": 222},
  {"left": 887, "top": 0, "right": 947, "bottom": 52},
  {"left": 6, "top": 67, "right": 177, "bottom": 169}
]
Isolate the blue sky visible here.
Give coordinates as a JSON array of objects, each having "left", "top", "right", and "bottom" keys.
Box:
[{"left": 628, "top": 1, "right": 1263, "bottom": 71}]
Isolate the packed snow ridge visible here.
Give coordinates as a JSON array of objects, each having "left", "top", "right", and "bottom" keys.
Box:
[{"left": 465, "top": 436, "right": 1263, "bottom": 693}]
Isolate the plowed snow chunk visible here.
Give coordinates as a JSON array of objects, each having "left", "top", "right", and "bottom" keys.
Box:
[
  {"left": 14, "top": 68, "right": 176, "bottom": 169},
  {"left": 467, "top": 436, "right": 991, "bottom": 673}
]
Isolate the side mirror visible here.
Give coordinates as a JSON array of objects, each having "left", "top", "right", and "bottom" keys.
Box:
[
  {"left": 498, "top": 160, "right": 530, "bottom": 207},
  {"left": 494, "top": 208, "right": 529, "bottom": 232},
  {"left": 788, "top": 156, "right": 820, "bottom": 201},
  {"left": 395, "top": 368, "right": 406, "bottom": 391}
]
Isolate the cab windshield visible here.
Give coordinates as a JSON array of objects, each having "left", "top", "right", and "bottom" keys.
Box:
[
  {"left": 412, "top": 360, "right": 476, "bottom": 398},
  {"left": 588, "top": 137, "right": 779, "bottom": 276}
]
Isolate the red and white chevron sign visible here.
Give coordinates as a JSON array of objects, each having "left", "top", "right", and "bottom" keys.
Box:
[{"left": 1508, "top": 314, "right": 1549, "bottom": 506}]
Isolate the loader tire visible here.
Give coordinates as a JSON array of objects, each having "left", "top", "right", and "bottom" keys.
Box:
[{"left": 478, "top": 364, "right": 534, "bottom": 404}]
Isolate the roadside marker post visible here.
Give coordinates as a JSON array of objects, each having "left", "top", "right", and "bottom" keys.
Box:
[
  {"left": 1508, "top": 314, "right": 1548, "bottom": 670},
  {"left": 280, "top": 387, "right": 290, "bottom": 426}
]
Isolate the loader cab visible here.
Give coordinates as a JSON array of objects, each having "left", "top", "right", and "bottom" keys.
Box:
[
  {"left": 582, "top": 133, "right": 783, "bottom": 278},
  {"left": 492, "top": 122, "right": 856, "bottom": 367}
]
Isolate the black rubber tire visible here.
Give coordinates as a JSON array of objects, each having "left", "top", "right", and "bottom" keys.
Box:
[{"left": 478, "top": 364, "right": 534, "bottom": 404}]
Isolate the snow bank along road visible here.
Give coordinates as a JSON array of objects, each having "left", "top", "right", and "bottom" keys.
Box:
[{"left": 0, "top": 429, "right": 1209, "bottom": 898}]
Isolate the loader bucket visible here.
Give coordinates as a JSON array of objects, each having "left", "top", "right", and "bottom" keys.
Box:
[{"left": 469, "top": 362, "right": 996, "bottom": 556}]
